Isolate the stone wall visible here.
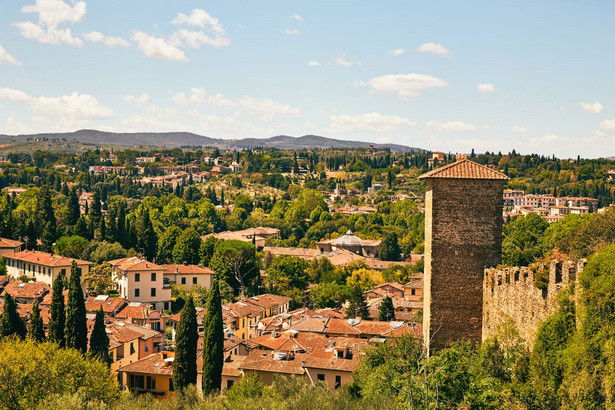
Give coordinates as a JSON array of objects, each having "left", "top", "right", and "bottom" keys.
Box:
[
  {"left": 482, "top": 259, "right": 586, "bottom": 346},
  {"left": 424, "top": 178, "right": 505, "bottom": 350}
]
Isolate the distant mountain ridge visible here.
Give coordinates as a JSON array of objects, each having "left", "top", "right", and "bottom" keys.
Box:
[{"left": 0, "top": 129, "right": 424, "bottom": 153}]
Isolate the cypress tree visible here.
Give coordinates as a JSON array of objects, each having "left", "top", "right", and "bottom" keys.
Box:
[
  {"left": 173, "top": 297, "right": 198, "bottom": 391},
  {"left": 28, "top": 300, "right": 45, "bottom": 342},
  {"left": 90, "top": 190, "right": 102, "bottom": 224},
  {"left": 0, "top": 293, "right": 26, "bottom": 339},
  {"left": 136, "top": 208, "right": 157, "bottom": 261},
  {"left": 99, "top": 217, "right": 106, "bottom": 241},
  {"left": 379, "top": 232, "right": 402, "bottom": 262},
  {"left": 378, "top": 295, "right": 396, "bottom": 321},
  {"left": 65, "top": 261, "right": 88, "bottom": 353},
  {"left": 48, "top": 272, "right": 66, "bottom": 347},
  {"left": 116, "top": 205, "right": 126, "bottom": 246},
  {"left": 67, "top": 187, "right": 80, "bottom": 226},
  {"left": 89, "top": 307, "right": 110, "bottom": 365},
  {"left": 202, "top": 277, "right": 224, "bottom": 394}
]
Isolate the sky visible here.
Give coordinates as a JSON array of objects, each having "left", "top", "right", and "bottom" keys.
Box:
[{"left": 0, "top": 1, "right": 614, "bottom": 158}]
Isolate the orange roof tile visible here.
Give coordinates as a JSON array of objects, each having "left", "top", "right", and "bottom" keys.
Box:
[
  {"left": 0, "top": 237, "right": 23, "bottom": 249},
  {"left": 108, "top": 257, "right": 165, "bottom": 272},
  {"left": 419, "top": 159, "right": 508, "bottom": 180},
  {"left": 1, "top": 281, "right": 50, "bottom": 300},
  {"left": 160, "top": 264, "right": 214, "bottom": 275},
  {"left": 4, "top": 250, "right": 91, "bottom": 267},
  {"left": 118, "top": 352, "right": 174, "bottom": 375}
]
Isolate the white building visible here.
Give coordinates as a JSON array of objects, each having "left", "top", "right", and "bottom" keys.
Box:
[
  {"left": 109, "top": 257, "right": 171, "bottom": 312},
  {"left": 161, "top": 264, "right": 214, "bottom": 290},
  {"left": 3, "top": 250, "right": 91, "bottom": 286}
]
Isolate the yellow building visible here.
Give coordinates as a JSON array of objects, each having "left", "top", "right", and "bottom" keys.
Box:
[{"left": 117, "top": 352, "right": 175, "bottom": 399}]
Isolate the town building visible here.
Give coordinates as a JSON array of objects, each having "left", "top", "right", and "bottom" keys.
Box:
[
  {"left": 109, "top": 257, "right": 171, "bottom": 312},
  {"left": 3, "top": 250, "right": 91, "bottom": 286},
  {"left": 0, "top": 280, "right": 50, "bottom": 304},
  {"left": 0, "top": 237, "right": 22, "bottom": 256},
  {"left": 161, "top": 264, "right": 213, "bottom": 290},
  {"left": 317, "top": 230, "right": 380, "bottom": 258}
]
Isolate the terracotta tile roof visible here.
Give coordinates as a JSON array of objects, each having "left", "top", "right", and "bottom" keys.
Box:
[
  {"left": 263, "top": 247, "right": 320, "bottom": 258},
  {"left": 108, "top": 257, "right": 165, "bottom": 272},
  {"left": 288, "top": 317, "right": 329, "bottom": 333},
  {"left": 245, "top": 294, "right": 292, "bottom": 310},
  {"left": 196, "top": 352, "right": 248, "bottom": 377},
  {"left": 250, "top": 332, "right": 367, "bottom": 353},
  {"left": 0, "top": 237, "right": 23, "bottom": 249},
  {"left": 160, "top": 264, "right": 214, "bottom": 275},
  {"left": 324, "top": 318, "right": 361, "bottom": 336},
  {"left": 239, "top": 350, "right": 306, "bottom": 375},
  {"left": 0, "top": 303, "right": 50, "bottom": 325},
  {"left": 405, "top": 273, "right": 424, "bottom": 289},
  {"left": 116, "top": 303, "right": 161, "bottom": 321},
  {"left": 1, "top": 281, "right": 50, "bottom": 300},
  {"left": 106, "top": 323, "right": 143, "bottom": 343},
  {"left": 84, "top": 295, "right": 127, "bottom": 315},
  {"left": 224, "top": 301, "right": 263, "bottom": 318},
  {"left": 4, "top": 250, "right": 91, "bottom": 267},
  {"left": 302, "top": 348, "right": 360, "bottom": 372},
  {"left": 118, "top": 352, "right": 174, "bottom": 375},
  {"left": 312, "top": 308, "right": 345, "bottom": 319},
  {"left": 41, "top": 289, "right": 69, "bottom": 307},
  {"left": 419, "top": 159, "right": 508, "bottom": 180}
]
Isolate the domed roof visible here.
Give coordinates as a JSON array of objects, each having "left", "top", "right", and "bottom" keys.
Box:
[{"left": 333, "top": 230, "right": 364, "bottom": 246}]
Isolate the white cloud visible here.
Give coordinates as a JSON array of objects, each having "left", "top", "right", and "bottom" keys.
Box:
[
  {"left": 285, "top": 29, "right": 300, "bottom": 35},
  {"left": 172, "top": 87, "right": 235, "bottom": 108},
  {"left": 123, "top": 93, "right": 151, "bottom": 105},
  {"left": 328, "top": 112, "right": 417, "bottom": 134},
  {"left": 82, "top": 31, "right": 129, "bottom": 47},
  {"left": 238, "top": 96, "right": 301, "bottom": 121},
  {"left": 424, "top": 120, "right": 477, "bottom": 133},
  {"left": 290, "top": 14, "right": 304, "bottom": 22},
  {"left": 0, "top": 87, "right": 114, "bottom": 120},
  {"left": 146, "top": 105, "right": 178, "bottom": 118},
  {"left": 368, "top": 73, "right": 447, "bottom": 98},
  {"left": 119, "top": 114, "right": 189, "bottom": 133},
  {"left": 0, "top": 44, "right": 20, "bottom": 65},
  {"left": 579, "top": 102, "right": 604, "bottom": 113},
  {"left": 600, "top": 119, "right": 615, "bottom": 132},
  {"left": 170, "top": 9, "right": 230, "bottom": 48},
  {"left": 477, "top": 83, "right": 498, "bottom": 93},
  {"left": 512, "top": 125, "right": 528, "bottom": 133},
  {"left": 482, "top": 125, "right": 501, "bottom": 131},
  {"left": 131, "top": 30, "right": 188, "bottom": 61},
  {"left": 389, "top": 48, "right": 405, "bottom": 56},
  {"left": 558, "top": 105, "right": 567, "bottom": 112},
  {"left": 416, "top": 42, "right": 451, "bottom": 57},
  {"left": 308, "top": 60, "right": 321, "bottom": 67},
  {"left": 15, "top": 0, "right": 86, "bottom": 47},
  {"left": 334, "top": 53, "right": 362, "bottom": 67}
]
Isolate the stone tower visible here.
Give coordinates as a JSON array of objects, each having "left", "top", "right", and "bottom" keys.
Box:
[{"left": 419, "top": 159, "right": 508, "bottom": 351}]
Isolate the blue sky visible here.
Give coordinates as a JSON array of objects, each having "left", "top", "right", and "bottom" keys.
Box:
[{"left": 0, "top": 1, "right": 614, "bottom": 157}]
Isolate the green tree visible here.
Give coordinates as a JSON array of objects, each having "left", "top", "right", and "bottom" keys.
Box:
[
  {"left": 346, "top": 285, "right": 370, "bottom": 319},
  {"left": 0, "top": 294, "right": 26, "bottom": 339},
  {"left": 0, "top": 257, "right": 6, "bottom": 276},
  {"left": 173, "top": 297, "right": 198, "bottom": 391},
  {"left": 378, "top": 295, "right": 395, "bottom": 321},
  {"left": 28, "top": 300, "right": 45, "bottom": 342},
  {"left": 156, "top": 226, "right": 182, "bottom": 264},
  {"left": 136, "top": 208, "right": 157, "bottom": 261},
  {"left": 89, "top": 307, "right": 110, "bottom": 365},
  {"left": 172, "top": 228, "right": 202, "bottom": 265},
  {"left": 234, "top": 194, "right": 254, "bottom": 214},
  {"left": 65, "top": 261, "right": 88, "bottom": 353},
  {"left": 53, "top": 235, "right": 89, "bottom": 259},
  {"left": 90, "top": 190, "right": 102, "bottom": 224},
  {"left": 379, "top": 231, "right": 402, "bottom": 261},
  {"left": 502, "top": 213, "right": 549, "bottom": 266},
  {"left": 48, "top": 272, "right": 66, "bottom": 347},
  {"left": 67, "top": 187, "right": 80, "bottom": 226},
  {"left": 35, "top": 185, "right": 56, "bottom": 239},
  {"left": 199, "top": 235, "right": 218, "bottom": 267},
  {"left": 209, "top": 240, "right": 258, "bottom": 295},
  {"left": 82, "top": 263, "right": 115, "bottom": 296},
  {"left": 201, "top": 277, "right": 224, "bottom": 394}
]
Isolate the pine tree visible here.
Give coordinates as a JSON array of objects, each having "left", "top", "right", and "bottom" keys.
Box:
[
  {"left": 378, "top": 295, "right": 395, "bottom": 321},
  {"left": 48, "top": 272, "right": 66, "bottom": 347},
  {"left": 99, "top": 217, "right": 107, "bottom": 241},
  {"left": 173, "top": 297, "right": 198, "bottom": 391},
  {"left": 116, "top": 205, "right": 126, "bottom": 246},
  {"left": 202, "top": 277, "right": 224, "bottom": 394},
  {"left": 0, "top": 294, "right": 26, "bottom": 339},
  {"left": 35, "top": 185, "right": 56, "bottom": 239},
  {"left": 379, "top": 232, "right": 402, "bottom": 262},
  {"left": 172, "top": 228, "right": 202, "bottom": 265},
  {"left": 89, "top": 307, "right": 110, "bottom": 365},
  {"left": 67, "top": 187, "right": 80, "bottom": 226},
  {"left": 136, "top": 208, "right": 157, "bottom": 261},
  {"left": 0, "top": 257, "right": 6, "bottom": 276},
  {"left": 28, "top": 300, "right": 45, "bottom": 342},
  {"left": 220, "top": 188, "right": 225, "bottom": 206},
  {"left": 90, "top": 190, "right": 102, "bottom": 224},
  {"left": 65, "top": 261, "right": 88, "bottom": 353},
  {"left": 346, "top": 286, "right": 370, "bottom": 320}
]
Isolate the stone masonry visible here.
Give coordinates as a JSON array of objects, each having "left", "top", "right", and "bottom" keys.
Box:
[
  {"left": 483, "top": 259, "right": 586, "bottom": 347},
  {"left": 420, "top": 160, "right": 507, "bottom": 352}
]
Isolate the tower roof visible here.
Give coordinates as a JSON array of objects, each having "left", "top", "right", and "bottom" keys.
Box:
[{"left": 418, "top": 159, "right": 508, "bottom": 180}]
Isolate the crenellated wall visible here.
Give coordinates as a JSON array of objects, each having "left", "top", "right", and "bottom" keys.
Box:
[{"left": 482, "top": 259, "right": 586, "bottom": 346}]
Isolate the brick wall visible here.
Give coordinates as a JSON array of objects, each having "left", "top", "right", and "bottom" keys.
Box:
[
  {"left": 423, "top": 178, "right": 504, "bottom": 350},
  {"left": 482, "top": 259, "right": 586, "bottom": 346}
]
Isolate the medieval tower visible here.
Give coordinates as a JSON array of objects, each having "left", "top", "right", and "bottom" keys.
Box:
[{"left": 419, "top": 159, "right": 508, "bottom": 351}]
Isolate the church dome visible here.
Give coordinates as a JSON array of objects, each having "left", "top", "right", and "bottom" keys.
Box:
[{"left": 333, "top": 230, "right": 363, "bottom": 246}]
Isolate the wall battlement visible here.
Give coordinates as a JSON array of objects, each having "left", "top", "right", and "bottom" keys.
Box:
[{"left": 482, "top": 259, "right": 586, "bottom": 346}]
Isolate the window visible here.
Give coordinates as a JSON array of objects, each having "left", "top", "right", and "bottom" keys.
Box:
[
  {"left": 151, "top": 321, "right": 161, "bottom": 332},
  {"left": 317, "top": 374, "right": 325, "bottom": 382},
  {"left": 151, "top": 272, "right": 156, "bottom": 281},
  {"left": 135, "top": 273, "right": 140, "bottom": 282},
  {"left": 181, "top": 277, "right": 186, "bottom": 285},
  {"left": 130, "top": 342, "right": 135, "bottom": 355},
  {"left": 146, "top": 376, "right": 156, "bottom": 390},
  {"left": 151, "top": 288, "right": 156, "bottom": 297},
  {"left": 411, "top": 289, "right": 416, "bottom": 296},
  {"left": 163, "top": 302, "right": 169, "bottom": 311},
  {"left": 193, "top": 277, "right": 197, "bottom": 285},
  {"left": 134, "top": 288, "right": 140, "bottom": 297},
  {"left": 130, "top": 374, "right": 144, "bottom": 389},
  {"left": 227, "top": 380, "right": 234, "bottom": 389},
  {"left": 144, "top": 343, "right": 149, "bottom": 353},
  {"left": 335, "top": 375, "right": 341, "bottom": 389}
]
